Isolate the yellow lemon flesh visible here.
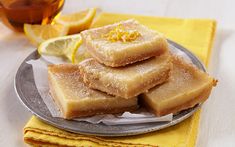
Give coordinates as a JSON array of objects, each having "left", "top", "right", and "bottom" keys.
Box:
[
  {"left": 54, "top": 8, "right": 96, "bottom": 34},
  {"left": 38, "top": 34, "right": 82, "bottom": 63},
  {"left": 24, "top": 24, "right": 68, "bottom": 46}
]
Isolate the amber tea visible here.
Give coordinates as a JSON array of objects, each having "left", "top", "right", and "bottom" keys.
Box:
[{"left": 0, "top": 0, "right": 64, "bottom": 32}]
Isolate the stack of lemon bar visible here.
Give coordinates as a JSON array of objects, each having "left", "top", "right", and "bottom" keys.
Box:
[{"left": 48, "top": 19, "right": 217, "bottom": 119}]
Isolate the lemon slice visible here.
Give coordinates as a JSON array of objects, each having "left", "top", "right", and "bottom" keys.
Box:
[
  {"left": 54, "top": 8, "right": 96, "bottom": 34},
  {"left": 74, "top": 45, "right": 91, "bottom": 63},
  {"left": 38, "top": 34, "right": 82, "bottom": 63},
  {"left": 24, "top": 24, "right": 68, "bottom": 45}
]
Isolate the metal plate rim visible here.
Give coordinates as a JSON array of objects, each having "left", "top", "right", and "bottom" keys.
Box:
[{"left": 14, "top": 40, "right": 206, "bottom": 136}]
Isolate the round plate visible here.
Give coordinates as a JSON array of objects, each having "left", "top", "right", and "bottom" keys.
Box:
[{"left": 14, "top": 40, "right": 205, "bottom": 136}]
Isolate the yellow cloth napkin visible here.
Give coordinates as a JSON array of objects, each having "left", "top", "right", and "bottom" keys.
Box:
[{"left": 23, "top": 13, "right": 216, "bottom": 147}]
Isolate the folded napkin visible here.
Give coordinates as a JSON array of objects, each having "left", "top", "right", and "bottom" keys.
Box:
[{"left": 23, "top": 13, "right": 216, "bottom": 147}]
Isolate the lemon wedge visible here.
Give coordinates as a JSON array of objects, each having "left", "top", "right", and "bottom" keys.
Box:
[
  {"left": 38, "top": 34, "right": 82, "bottom": 63},
  {"left": 24, "top": 24, "right": 68, "bottom": 46},
  {"left": 54, "top": 8, "right": 96, "bottom": 34}
]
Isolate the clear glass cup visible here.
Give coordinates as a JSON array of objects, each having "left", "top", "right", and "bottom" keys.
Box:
[{"left": 0, "top": 0, "right": 65, "bottom": 32}]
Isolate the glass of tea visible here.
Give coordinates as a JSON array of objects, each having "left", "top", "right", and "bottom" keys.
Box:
[{"left": 0, "top": 0, "right": 65, "bottom": 32}]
